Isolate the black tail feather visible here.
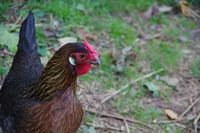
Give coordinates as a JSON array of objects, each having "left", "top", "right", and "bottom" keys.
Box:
[{"left": 18, "top": 11, "right": 37, "bottom": 53}]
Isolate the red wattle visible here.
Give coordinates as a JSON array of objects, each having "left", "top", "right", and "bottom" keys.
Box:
[{"left": 76, "top": 63, "right": 91, "bottom": 75}]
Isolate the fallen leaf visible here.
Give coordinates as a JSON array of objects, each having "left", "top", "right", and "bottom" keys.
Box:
[
  {"left": 153, "top": 119, "right": 157, "bottom": 123},
  {"left": 38, "top": 47, "right": 49, "bottom": 57},
  {"left": 179, "top": 0, "right": 191, "bottom": 16},
  {"left": 143, "top": 3, "right": 159, "bottom": 19},
  {"left": 0, "top": 25, "right": 18, "bottom": 52},
  {"left": 122, "top": 46, "right": 132, "bottom": 55},
  {"left": 143, "top": 81, "right": 160, "bottom": 97},
  {"left": 87, "top": 126, "right": 96, "bottom": 133},
  {"left": 179, "top": 36, "right": 188, "bottom": 42},
  {"left": 158, "top": 5, "right": 172, "bottom": 13},
  {"left": 40, "top": 57, "right": 49, "bottom": 65},
  {"left": 143, "top": 3, "right": 172, "bottom": 19},
  {"left": 164, "top": 109, "right": 178, "bottom": 120},
  {"left": 160, "top": 76, "right": 179, "bottom": 87}
]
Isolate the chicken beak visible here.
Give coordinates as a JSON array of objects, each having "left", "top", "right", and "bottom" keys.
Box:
[{"left": 90, "top": 58, "right": 100, "bottom": 65}]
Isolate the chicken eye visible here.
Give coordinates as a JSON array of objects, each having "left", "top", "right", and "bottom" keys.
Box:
[{"left": 79, "top": 54, "right": 85, "bottom": 59}]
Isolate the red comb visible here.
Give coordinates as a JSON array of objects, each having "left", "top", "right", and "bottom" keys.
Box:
[
  {"left": 83, "top": 38, "right": 98, "bottom": 57},
  {"left": 83, "top": 38, "right": 95, "bottom": 53}
]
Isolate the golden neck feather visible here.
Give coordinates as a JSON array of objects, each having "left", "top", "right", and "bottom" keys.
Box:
[{"left": 25, "top": 54, "right": 77, "bottom": 101}]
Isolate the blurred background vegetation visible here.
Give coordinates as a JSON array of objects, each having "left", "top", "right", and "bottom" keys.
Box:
[{"left": 0, "top": 0, "right": 200, "bottom": 132}]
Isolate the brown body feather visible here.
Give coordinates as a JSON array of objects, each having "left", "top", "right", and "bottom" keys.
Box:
[{"left": 17, "top": 88, "right": 83, "bottom": 133}]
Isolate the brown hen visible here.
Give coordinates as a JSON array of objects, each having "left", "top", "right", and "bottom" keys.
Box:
[{"left": 0, "top": 12, "right": 99, "bottom": 133}]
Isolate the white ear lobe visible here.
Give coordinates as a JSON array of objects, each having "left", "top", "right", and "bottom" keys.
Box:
[{"left": 69, "top": 57, "right": 76, "bottom": 66}]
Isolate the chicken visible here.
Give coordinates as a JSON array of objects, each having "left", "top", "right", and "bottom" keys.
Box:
[{"left": 0, "top": 12, "right": 99, "bottom": 133}]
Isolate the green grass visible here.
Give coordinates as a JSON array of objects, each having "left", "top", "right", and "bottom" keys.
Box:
[
  {"left": 112, "top": 87, "right": 162, "bottom": 122},
  {"left": 161, "top": 125, "right": 184, "bottom": 133},
  {"left": 0, "top": 0, "right": 11, "bottom": 21},
  {"left": 144, "top": 41, "right": 182, "bottom": 70},
  {"left": 0, "top": 66, "right": 8, "bottom": 75},
  {"left": 191, "top": 57, "right": 200, "bottom": 77},
  {"left": 0, "top": 56, "right": 12, "bottom": 76},
  {"left": 109, "top": 19, "right": 136, "bottom": 46},
  {"left": 0, "top": 0, "right": 197, "bottom": 132}
]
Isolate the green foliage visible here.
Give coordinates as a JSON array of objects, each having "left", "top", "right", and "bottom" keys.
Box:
[
  {"left": 0, "top": 58, "right": 10, "bottom": 76},
  {"left": 112, "top": 89, "right": 161, "bottom": 122},
  {"left": 144, "top": 41, "right": 181, "bottom": 71},
  {"left": 109, "top": 19, "right": 136, "bottom": 46},
  {"left": 144, "top": 81, "right": 160, "bottom": 97},
  {"left": 79, "top": 125, "right": 96, "bottom": 133},
  {"left": 133, "top": 105, "right": 161, "bottom": 123},
  {"left": 0, "top": 1, "right": 11, "bottom": 21},
  {"left": 0, "top": 66, "right": 8, "bottom": 75},
  {"left": 149, "top": 14, "right": 171, "bottom": 25},
  {"left": 162, "top": 125, "right": 184, "bottom": 133},
  {"left": 191, "top": 57, "right": 200, "bottom": 77},
  {"left": 189, "top": 0, "right": 200, "bottom": 5},
  {"left": 0, "top": 25, "right": 18, "bottom": 52},
  {"left": 38, "top": 47, "right": 49, "bottom": 56}
]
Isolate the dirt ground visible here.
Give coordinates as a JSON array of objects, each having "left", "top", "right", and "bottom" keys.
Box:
[{"left": 78, "top": 23, "right": 200, "bottom": 133}]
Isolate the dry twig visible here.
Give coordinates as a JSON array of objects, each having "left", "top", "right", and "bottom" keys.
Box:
[
  {"left": 124, "top": 119, "right": 130, "bottom": 133},
  {"left": 154, "top": 120, "right": 193, "bottom": 131},
  {"left": 178, "top": 99, "right": 199, "bottom": 120},
  {"left": 9, "top": 14, "right": 22, "bottom": 31},
  {"left": 85, "top": 108, "right": 153, "bottom": 130},
  {"left": 86, "top": 122, "right": 127, "bottom": 132},
  {"left": 146, "top": 33, "right": 161, "bottom": 40},
  {"left": 194, "top": 112, "right": 200, "bottom": 133},
  {"left": 101, "top": 68, "right": 164, "bottom": 103}
]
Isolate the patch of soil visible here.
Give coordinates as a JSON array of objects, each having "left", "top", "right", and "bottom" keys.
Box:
[{"left": 78, "top": 14, "right": 200, "bottom": 133}]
